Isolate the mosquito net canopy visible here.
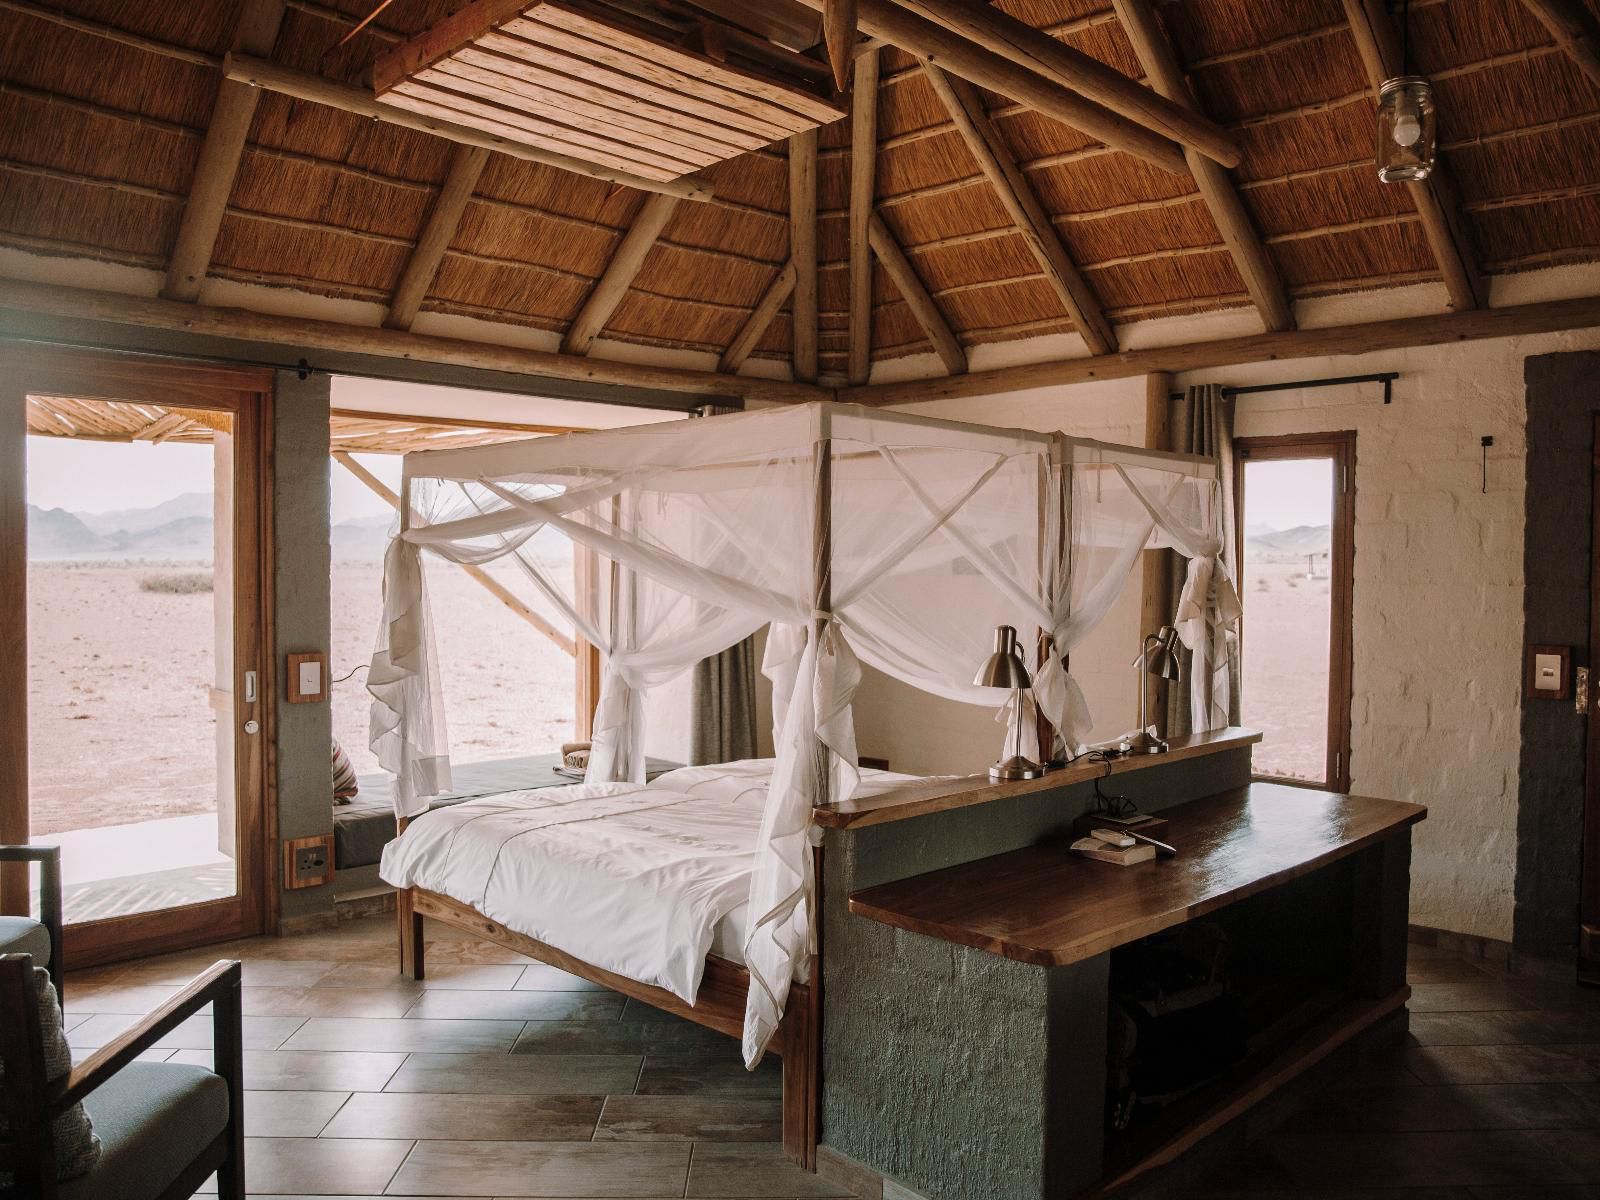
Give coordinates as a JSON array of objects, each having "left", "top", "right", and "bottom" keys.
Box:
[{"left": 368, "top": 401, "right": 1238, "bottom": 1064}]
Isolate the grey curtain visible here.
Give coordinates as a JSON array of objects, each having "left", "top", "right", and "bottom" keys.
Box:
[{"left": 1164, "top": 382, "right": 1242, "bottom": 737}]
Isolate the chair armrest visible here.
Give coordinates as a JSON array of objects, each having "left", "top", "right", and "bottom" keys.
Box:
[
  {"left": 49, "top": 960, "right": 242, "bottom": 1113},
  {"left": 0, "top": 845, "right": 63, "bottom": 998}
]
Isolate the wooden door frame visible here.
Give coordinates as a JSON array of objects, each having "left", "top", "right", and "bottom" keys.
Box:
[
  {"left": 1581, "top": 414, "right": 1600, "bottom": 977},
  {"left": 1233, "top": 431, "right": 1356, "bottom": 793},
  {"left": 0, "top": 344, "right": 275, "bottom": 965}
]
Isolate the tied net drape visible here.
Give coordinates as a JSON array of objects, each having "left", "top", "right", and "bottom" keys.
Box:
[{"left": 365, "top": 404, "right": 1234, "bottom": 1066}]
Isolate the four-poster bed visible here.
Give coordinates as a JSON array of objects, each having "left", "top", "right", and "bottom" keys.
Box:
[{"left": 367, "top": 401, "right": 1238, "bottom": 1169}]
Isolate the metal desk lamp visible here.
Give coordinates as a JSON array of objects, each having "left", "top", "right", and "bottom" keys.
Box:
[
  {"left": 1129, "top": 625, "right": 1183, "bottom": 754},
  {"left": 975, "top": 625, "right": 1045, "bottom": 781}
]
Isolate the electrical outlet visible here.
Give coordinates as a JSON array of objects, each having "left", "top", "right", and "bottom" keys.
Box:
[{"left": 282, "top": 834, "right": 334, "bottom": 889}]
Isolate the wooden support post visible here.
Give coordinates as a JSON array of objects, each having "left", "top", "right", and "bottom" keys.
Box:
[
  {"left": 720, "top": 260, "right": 797, "bottom": 374},
  {"left": 923, "top": 64, "right": 1115, "bottom": 356},
  {"left": 0, "top": 383, "right": 26, "bottom": 915},
  {"left": 386, "top": 145, "right": 490, "bottom": 331},
  {"left": 562, "top": 193, "right": 682, "bottom": 355},
  {"left": 1140, "top": 371, "right": 1173, "bottom": 721},
  {"left": 868, "top": 213, "right": 967, "bottom": 375},
  {"left": 1111, "top": 0, "right": 1294, "bottom": 333},
  {"left": 1341, "top": 0, "right": 1486, "bottom": 311},
  {"left": 332, "top": 452, "right": 576, "bottom": 655},
  {"left": 789, "top": 130, "right": 820, "bottom": 383},
  {"left": 162, "top": 1, "right": 287, "bottom": 302},
  {"left": 793, "top": 0, "right": 1188, "bottom": 174},
  {"left": 848, "top": 49, "right": 880, "bottom": 386},
  {"left": 1520, "top": 0, "right": 1600, "bottom": 90},
  {"left": 824, "top": 0, "right": 858, "bottom": 92}
]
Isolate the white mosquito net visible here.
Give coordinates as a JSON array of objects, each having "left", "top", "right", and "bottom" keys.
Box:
[{"left": 367, "top": 401, "right": 1237, "bottom": 1065}]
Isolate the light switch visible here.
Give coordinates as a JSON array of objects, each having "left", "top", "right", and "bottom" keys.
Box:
[
  {"left": 1535, "top": 653, "right": 1563, "bottom": 691},
  {"left": 285, "top": 651, "right": 328, "bottom": 704},
  {"left": 298, "top": 659, "right": 322, "bottom": 697}
]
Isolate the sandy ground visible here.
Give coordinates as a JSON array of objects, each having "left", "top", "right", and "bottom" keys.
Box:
[
  {"left": 1239, "top": 562, "right": 1332, "bottom": 782},
  {"left": 28, "top": 561, "right": 576, "bottom": 836}
]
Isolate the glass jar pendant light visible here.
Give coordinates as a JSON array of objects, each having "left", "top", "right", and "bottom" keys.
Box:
[{"left": 1376, "top": 0, "right": 1436, "bottom": 182}]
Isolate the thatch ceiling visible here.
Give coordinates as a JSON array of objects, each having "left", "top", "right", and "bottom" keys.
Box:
[{"left": 1, "top": 0, "right": 1598, "bottom": 386}]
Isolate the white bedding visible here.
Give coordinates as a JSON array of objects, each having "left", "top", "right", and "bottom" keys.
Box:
[{"left": 378, "top": 759, "right": 919, "bottom": 1007}]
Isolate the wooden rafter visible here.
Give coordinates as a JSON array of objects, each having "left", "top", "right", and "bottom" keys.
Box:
[
  {"left": 562, "top": 193, "right": 682, "bottom": 355},
  {"left": 161, "top": 0, "right": 286, "bottom": 302},
  {"left": 876, "top": 0, "right": 1239, "bottom": 166},
  {"left": 1111, "top": 0, "right": 1293, "bottom": 333},
  {"left": 922, "top": 64, "right": 1115, "bottom": 356},
  {"left": 1520, "top": 0, "right": 1600, "bottom": 89},
  {"left": 385, "top": 145, "right": 490, "bottom": 331},
  {"left": 849, "top": 48, "right": 881, "bottom": 386},
  {"left": 1341, "top": 0, "right": 1486, "bottom": 311},
  {"left": 792, "top": 0, "right": 1188, "bottom": 174},
  {"left": 131, "top": 411, "right": 195, "bottom": 443},
  {"left": 825, "top": 0, "right": 859, "bottom": 92},
  {"left": 789, "top": 129, "right": 820, "bottom": 383},
  {"left": 868, "top": 213, "right": 966, "bottom": 375},
  {"left": 720, "top": 260, "right": 798, "bottom": 374}
]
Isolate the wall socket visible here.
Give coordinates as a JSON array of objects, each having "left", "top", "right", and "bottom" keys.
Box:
[{"left": 282, "top": 834, "right": 335, "bottom": 889}]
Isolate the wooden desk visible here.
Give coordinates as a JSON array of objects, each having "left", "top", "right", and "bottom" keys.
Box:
[{"left": 848, "top": 783, "right": 1426, "bottom": 967}]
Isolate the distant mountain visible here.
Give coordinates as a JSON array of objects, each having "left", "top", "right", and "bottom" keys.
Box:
[
  {"left": 332, "top": 514, "right": 394, "bottom": 562},
  {"left": 78, "top": 492, "right": 214, "bottom": 537},
  {"left": 1246, "top": 524, "right": 1331, "bottom": 564},
  {"left": 27, "top": 506, "right": 111, "bottom": 558}
]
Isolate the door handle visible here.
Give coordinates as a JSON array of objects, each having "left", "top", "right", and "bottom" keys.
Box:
[
  {"left": 1577, "top": 666, "right": 1590, "bottom": 716},
  {"left": 244, "top": 670, "right": 257, "bottom": 704}
]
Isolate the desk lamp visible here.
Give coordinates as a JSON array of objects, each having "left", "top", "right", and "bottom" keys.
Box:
[
  {"left": 975, "top": 625, "right": 1044, "bottom": 781},
  {"left": 1129, "top": 625, "right": 1183, "bottom": 754}
]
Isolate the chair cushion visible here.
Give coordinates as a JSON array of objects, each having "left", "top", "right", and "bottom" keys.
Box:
[
  {"left": 0, "top": 916, "right": 49, "bottom": 967},
  {"left": 58, "top": 1063, "right": 229, "bottom": 1200},
  {"left": 0, "top": 964, "right": 99, "bottom": 1190}
]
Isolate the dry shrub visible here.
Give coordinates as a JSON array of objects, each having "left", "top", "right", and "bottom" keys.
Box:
[{"left": 139, "top": 572, "right": 213, "bottom": 595}]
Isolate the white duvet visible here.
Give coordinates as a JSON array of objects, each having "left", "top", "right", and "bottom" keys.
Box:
[{"left": 379, "top": 759, "right": 919, "bottom": 1006}]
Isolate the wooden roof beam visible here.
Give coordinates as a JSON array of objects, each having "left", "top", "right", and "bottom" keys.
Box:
[
  {"left": 1520, "top": 0, "right": 1600, "bottom": 89},
  {"left": 849, "top": 49, "right": 881, "bottom": 386},
  {"left": 868, "top": 213, "right": 967, "bottom": 376},
  {"left": 879, "top": 0, "right": 1239, "bottom": 167},
  {"left": 1111, "top": 0, "right": 1293, "bottom": 333},
  {"left": 385, "top": 145, "right": 490, "bottom": 331},
  {"left": 1341, "top": 0, "right": 1487, "bottom": 311},
  {"left": 562, "top": 192, "right": 682, "bottom": 355},
  {"left": 790, "top": 129, "right": 820, "bottom": 383},
  {"left": 222, "top": 55, "right": 715, "bottom": 203},
  {"left": 720, "top": 260, "right": 798, "bottom": 374},
  {"left": 923, "top": 63, "right": 1115, "bottom": 356},
  {"left": 162, "top": 0, "right": 286, "bottom": 302},
  {"left": 791, "top": 0, "right": 1188, "bottom": 174},
  {"left": 825, "top": 0, "right": 859, "bottom": 91}
]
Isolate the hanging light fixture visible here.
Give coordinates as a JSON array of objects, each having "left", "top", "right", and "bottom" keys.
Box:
[{"left": 1376, "top": 0, "right": 1436, "bottom": 182}]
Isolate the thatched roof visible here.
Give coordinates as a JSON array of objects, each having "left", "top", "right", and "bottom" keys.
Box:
[{"left": 2, "top": 0, "right": 1598, "bottom": 386}]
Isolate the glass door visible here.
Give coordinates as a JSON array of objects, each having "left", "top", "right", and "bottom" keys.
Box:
[{"left": 2, "top": 349, "right": 270, "bottom": 966}]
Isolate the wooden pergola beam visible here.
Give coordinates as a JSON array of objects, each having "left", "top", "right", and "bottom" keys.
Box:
[
  {"left": 849, "top": 49, "right": 881, "bottom": 385},
  {"left": 868, "top": 213, "right": 966, "bottom": 375},
  {"left": 842, "top": 292, "right": 1600, "bottom": 405},
  {"left": 562, "top": 192, "right": 682, "bottom": 355},
  {"left": 881, "top": 0, "right": 1239, "bottom": 167},
  {"left": 333, "top": 451, "right": 576, "bottom": 656},
  {"left": 1341, "top": 0, "right": 1486, "bottom": 311},
  {"left": 789, "top": 129, "right": 820, "bottom": 383},
  {"left": 222, "top": 55, "right": 715, "bottom": 203},
  {"left": 923, "top": 64, "right": 1115, "bottom": 356},
  {"left": 131, "top": 411, "right": 195, "bottom": 443},
  {"left": 1520, "top": 0, "right": 1600, "bottom": 89},
  {"left": 1111, "top": 0, "right": 1294, "bottom": 333},
  {"left": 385, "top": 145, "right": 490, "bottom": 331},
  {"left": 162, "top": 0, "right": 286, "bottom": 302},
  {"left": 792, "top": 0, "right": 1188, "bottom": 174},
  {"left": 719, "top": 260, "right": 797, "bottom": 374}
]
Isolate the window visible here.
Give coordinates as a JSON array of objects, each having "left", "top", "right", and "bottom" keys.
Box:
[{"left": 1235, "top": 433, "right": 1355, "bottom": 791}]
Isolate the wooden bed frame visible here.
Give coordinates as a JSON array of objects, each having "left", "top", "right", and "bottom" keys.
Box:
[{"left": 395, "top": 873, "right": 821, "bottom": 1169}]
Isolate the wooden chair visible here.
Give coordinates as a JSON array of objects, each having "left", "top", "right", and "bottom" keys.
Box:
[
  {"left": 0, "top": 844, "right": 63, "bottom": 1004},
  {"left": 0, "top": 955, "right": 245, "bottom": 1200}
]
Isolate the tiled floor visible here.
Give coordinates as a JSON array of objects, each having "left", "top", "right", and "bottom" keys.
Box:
[
  {"left": 1193, "top": 942, "right": 1600, "bottom": 1199},
  {"left": 63, "top": 913, "right": 847, "bottom": 1200}
]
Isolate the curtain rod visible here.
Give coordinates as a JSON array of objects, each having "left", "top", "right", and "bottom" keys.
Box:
[{"left": 1169, "top": 371, "right": 1399, "bottom": 405}]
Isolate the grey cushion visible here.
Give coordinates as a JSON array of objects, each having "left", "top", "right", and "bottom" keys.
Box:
[
  {"left": 0, "top": 964, "right": 99, "bottom": 1192},
  {"left": 0, "top": 916, "right": 49, "bottom": 967},
  {"left": 58, "top": 1063, "right": 228, "bottom": 1200}
]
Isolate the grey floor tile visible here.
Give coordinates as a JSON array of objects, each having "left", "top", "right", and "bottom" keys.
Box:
[
  {"left": 320, "top": 961, "right": 526, "bottom": 991},
  {"left": 1408, "top": 982, "right": 1531, "bottom": 1013},
  {"left": 243, "top": 1089, "right": 352, "bottom": 1137},
  {"left": 281, "top": 1015, "right": 525, "bottom": 1053},
  {"left": 168, "top": 1048, "right": 406, "bottom": 1091},
  {"left": 1265, "top": 1129, "right": 1581, "bottom": 1189},
  {"left": 517, "top": 963, "right": 612, "bottom": 991},
  {"left": 1404, "top": 1043, "right": 1599, "bottom": 1085},
  {"left": 1409, "top": 1009, "right": 1600, "bottom": 1046},
  {"left": 404, "top": 988, "right": 625, "bottom": 1022},
  {"left": 636, "top": 1054, "right": 782, "bottom": 1096},
  {"left": 514, "top": 1018, "right": 732, "bottom": 1056},
  {"left": 685, "top": 1143, "right": 854, "bottom": 1197},
  {"left": 597, "top": 1095, "right": 783, "bottom": 1141},
  {"left": 241, "top": 985, "right": 417, "bottom": 1018},
  {"left": 239, "top": 1136, "right": 414, "bottom": 1195},
  {"left": 1286, "top": 1083, "right": 1600, "bottom": 1131},
  {"left": 321, "top": 1091, "right": 602, "bottom": 1141},
  {"left": 68, "top": 1011, "right": 305, "bottom": 1051},
  {"left": 386, "top": 1051, "right": 643, "bottom": 1095},
  {"left": 387, "top": 1139, "right": 690, "bottom": 1196}
]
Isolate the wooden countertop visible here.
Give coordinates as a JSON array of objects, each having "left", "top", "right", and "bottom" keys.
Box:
[
  {"left": 811, "top": 727, "right": 1262, "bottom": 830},
  {"left": 847, "top": 782, "right": 1426, "bottom": 967}
]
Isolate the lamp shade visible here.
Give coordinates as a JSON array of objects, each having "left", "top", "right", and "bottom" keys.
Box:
[
  {"left": 974, "top": 624, "right": 1032, "bottom": 688},
  {"left": 1144, "top": 625, "right": 1183, "bottom": 681}
]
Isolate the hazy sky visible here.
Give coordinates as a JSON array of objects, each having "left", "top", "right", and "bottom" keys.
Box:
[{"left": 1243, "top": 457, "right": 1334, "bottom": 531}]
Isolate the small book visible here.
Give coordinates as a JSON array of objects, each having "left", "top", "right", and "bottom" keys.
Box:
[{"left": 1071, "top": 836, "right": 1156, "bottom": 866}]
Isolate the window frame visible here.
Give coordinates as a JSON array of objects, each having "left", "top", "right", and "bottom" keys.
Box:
[{"left": 1233, "top": 431, "right": 1356, "bottom": 793}]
